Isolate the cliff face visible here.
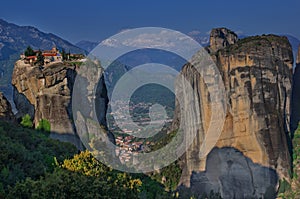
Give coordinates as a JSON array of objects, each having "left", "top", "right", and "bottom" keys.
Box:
[
  {"left": 12, "top": 60, "right": 109, "bottom": 148},
  {"left": 297, "top": 45, "right": 300, "bottom": 64},
  {"left": 174, "top": 29, "right": 293, "bottom": 198},
  {"left": 0, "top": 92, "right": 15, "bottom": 121},
  {"left": 209, "top": 28, "right": 238, "bottom": 53},
  {"left": 0, "top": 19, "right": 85, "bottom": 103}
]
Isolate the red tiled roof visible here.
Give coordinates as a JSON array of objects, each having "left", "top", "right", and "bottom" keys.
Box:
[
  {"left": 43, "top": 50, "right": 56, "bottom": 54},
  {"left": 42, "top": 53, "right": 57, "bottom": 57},
  {"left": 26, "top": 56, "right": 36, "bottom": 59}
]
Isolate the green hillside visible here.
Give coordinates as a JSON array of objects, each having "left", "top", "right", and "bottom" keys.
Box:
[{"left": 0, "top": 121, "right": 171, "bottom": 198}]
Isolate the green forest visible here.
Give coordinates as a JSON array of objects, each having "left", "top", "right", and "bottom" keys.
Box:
[
  {"left": 0, "top": 120, "right": 173, "bottom": 199},
  {"left": 1, "top": 116, "right": 300, "bottom": 198}
]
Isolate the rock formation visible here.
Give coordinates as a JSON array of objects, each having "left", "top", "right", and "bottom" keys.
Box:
[
  {"left": 12, "top": 60, "right": 109, "bottom": 149},
  {"left": 174, "top": 28, "right": 293, "bottom": 198},
  {"left": 0, "top": 19, "right": 85, "bottom": 103},
  {"left": 209, "top": 28, "right": 238, "bottom": 53},
  {"left": 0, "top": 92, "right": 15, "bottom": 121}
]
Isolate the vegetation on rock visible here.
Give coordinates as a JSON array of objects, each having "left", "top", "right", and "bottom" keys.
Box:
[
  {"left": 279, "top": 123, "right": 300, "bottom": 198},
  {"left": 147, "top": 130, "right": 182, "bottom": 191},
  {"left": 36, "top": 119, "right": 51, "bottom": 132},
  {"left": 20, "top": 114, "right": 33, "bottom": 128},
  {"left": 222, "top": 34, "right": 291, "bottom": 54}
]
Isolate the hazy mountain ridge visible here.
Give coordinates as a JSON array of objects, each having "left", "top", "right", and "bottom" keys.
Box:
[
  {"left": 0, "top": 19, "right": 84, "bottom": 58},
  {"left": 75, "top": 40, "right": 99, "bottom": 53},
  {"left": 76, "top": 31, "right": 211, "bottom": 53},
  {"left": 76, "top": 31, "right": 300, "bottom": 65}
]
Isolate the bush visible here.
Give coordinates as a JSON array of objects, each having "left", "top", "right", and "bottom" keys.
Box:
[
  {"left": 36, "top": 119, "right": 51, "bottom": 132},
  {"left": 20, "top": 114, "right": 33, "bottom": 128}
]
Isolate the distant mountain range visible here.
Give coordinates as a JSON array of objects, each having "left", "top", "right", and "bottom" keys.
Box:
[
  {"left": 75, "top": 40, "right": 99, "bottom": 53},
  {"left": 75, "top": 31, "right": 211, "bottom": 53},
  {"left": 1, "top": 18, "right": 299, "bottom": 104},
  {"left": 77, "top": 30, "right": 300, "bottom": 102},
  {"left": 0, "top": 19, "right": 85, "bottom": 102},
  {"left": 77, "top": 31, "right": 300, "bottom": 63},
  {"left": 186, "top": 30, "right": 210, "bottom": 46}
]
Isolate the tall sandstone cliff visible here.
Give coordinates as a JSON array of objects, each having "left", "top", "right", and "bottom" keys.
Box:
[
  {"left": 209, "top": 28, "right": 238, "bottom": 53},
  {"left": 11, "top": 61, "right": 109, "bottom": 149},
  {"left": 298, "top": 45, "right": 300, "bottom": 64},
  {"left": 174, "top": 29, "right": 293, "bottom": 198}
]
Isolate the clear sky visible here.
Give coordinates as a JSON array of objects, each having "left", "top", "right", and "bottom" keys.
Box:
[{"left": 1, "top": 0, "right": 299, "bottom": 43}]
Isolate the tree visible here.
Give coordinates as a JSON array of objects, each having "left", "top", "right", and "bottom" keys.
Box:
[
  {"left": 0, "top": 120, "right": 77, "bottom": 194},
  {"left": 24, "top": 46, "right": 35, "bottom": 57},
  {"left": 36, "top": 50, "right": 44, "bottom": 66},
  {"left": 61, "top": 48, "right": 68, "bottom": 61},
  {"left": 36, "top": 119, "right": 51, "bottom": 132},
  {"left": 6, "top": 151, "right": 144, "bottom": 199},
  {"left": 20, "top": 114, "right": 33, "bottom": 128}
]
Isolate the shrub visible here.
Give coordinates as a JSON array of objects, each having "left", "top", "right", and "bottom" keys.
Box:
[
  {"left": 20, "top": 114, "right": 33, "bottom": 128},
  {"left": 36, "top": 119, "right": 51, "bottom": 132}
]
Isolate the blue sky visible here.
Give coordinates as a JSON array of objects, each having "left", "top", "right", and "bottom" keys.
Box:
[{"left": 1, "top": 0, "right": 300, "bottom": 43}]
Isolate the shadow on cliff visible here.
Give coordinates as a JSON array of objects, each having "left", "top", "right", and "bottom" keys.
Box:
[
  {"left": 13, "top": 85, "right": 35, "bottom": 121},
  {"left": 49, "top": 132, "right": 82, "bottom": 150},
  {"left": 178, "top": 147, "right": 278, "bottom": 199},
  {"left": 291, "top": 63, "right": 300, "bottom": 138}
]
